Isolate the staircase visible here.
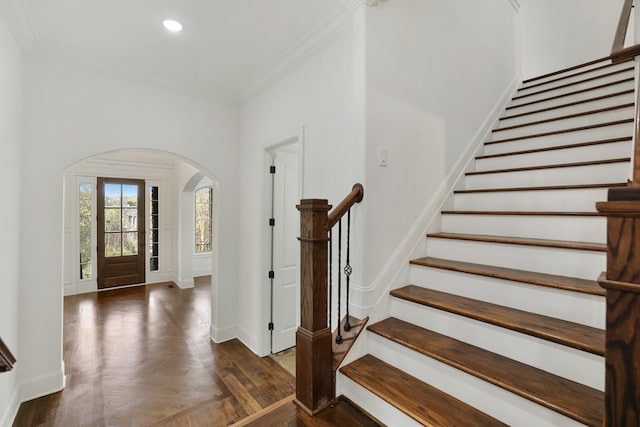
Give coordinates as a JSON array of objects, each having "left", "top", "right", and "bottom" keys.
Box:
[{"left": 338, "top": 57, "right": 635, "bottom": 426}]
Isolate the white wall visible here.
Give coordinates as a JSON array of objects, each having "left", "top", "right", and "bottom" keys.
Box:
[
  {"left": 239, "top": 21, "right": 363, "bottom": 355},
  {"left": 0, "top": 13, "right": 23, "bottom": 427},
  {"left": 361, "top": 0, "right": 520, "bottom": 310},
  {"left": 18, "top": 56, "right": 240, "bottom": 402},
  {"left": 520, "top": 0, "right": 625, "bottom": 78}
]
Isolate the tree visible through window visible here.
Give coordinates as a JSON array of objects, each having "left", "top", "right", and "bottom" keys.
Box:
[
  {"left": 79, "top": 183, "right": 92, "bottom": 279},
  {"left": 195, "top": 187, "right": 212, "bottom": 253}
]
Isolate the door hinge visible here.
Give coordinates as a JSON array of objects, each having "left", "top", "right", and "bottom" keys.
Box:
[
  {"left": 270, "top": 165, "right": 276, "bottom": 174},
  {"left": 268, "top": 322, "right": 274, "bottom": 331},
  {"left": 269, "top": 218, "right": 275, "bottom": 227},
  {"left": 268, "top": 270, "right": 275, "bottom": 279}
]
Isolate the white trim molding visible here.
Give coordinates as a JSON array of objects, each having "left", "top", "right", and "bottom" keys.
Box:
[
  {"left": 341, "top": 0, "right": 386, "bottom": 10},
  {"left": 241, "top": 9, "right": 351, "bottom": 101}
]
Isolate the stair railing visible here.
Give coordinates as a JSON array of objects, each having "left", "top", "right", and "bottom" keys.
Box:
[
  {"left": 596, "top": 1, "right": 640, "bottom": 425},
  {"left": 295, "top": 183, "right": 364, "bottom": 415},
  {"left": 0, "top": 337, "right": 16, "bottom": 372}
]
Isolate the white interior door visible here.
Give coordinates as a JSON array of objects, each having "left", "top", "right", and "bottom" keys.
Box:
[{"left": 271, "top": 148, "right": 300, "bottom": 353}]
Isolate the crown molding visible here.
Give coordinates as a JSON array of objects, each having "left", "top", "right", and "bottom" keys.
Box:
[
  {"left": 240, "top": 8, "right": 352, "bottom": 102},
  {"left": 340, "top": 0, "right": 384, "bottom": 11},
  {"left": 508, "top": 0, "right": 521, "bottom": 12},
  {"left": 0, "top": 0, "right": 38, "bottom": 51}
]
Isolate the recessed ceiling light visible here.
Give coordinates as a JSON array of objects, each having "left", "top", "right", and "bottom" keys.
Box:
[{"left": 162, "top": 19, "right": 183, "bottom": 33}]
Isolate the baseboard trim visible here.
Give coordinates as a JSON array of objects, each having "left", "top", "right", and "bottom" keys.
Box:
[
  {"left": 209, "top": 324, "right": 236, "bottom": 344},
  {"left": 175, "top": 277, "right": 194, "bottom": 289},
  {"left": 0, "top": 379, "right": 20, "bottom": 427},
  {"left": 18, "top": 367, "right": 65, "bottom": 407}
]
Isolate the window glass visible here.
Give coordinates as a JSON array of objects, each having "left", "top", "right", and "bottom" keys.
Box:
[
  {"left": 79, "top": 183, "right": 92, "bottom": 279},
  {"left": 195, "top": 187, "right": 212, "bottom": 253}
]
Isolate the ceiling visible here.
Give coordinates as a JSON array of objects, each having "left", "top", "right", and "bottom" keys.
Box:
[{"left": 3, "top": 0, "right": 346, "bottom": 102}]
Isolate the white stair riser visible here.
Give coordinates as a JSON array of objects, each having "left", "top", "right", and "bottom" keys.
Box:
[
  {"left": 409, "top": 265, "right": 606, "bottom": 328},
  {"left": 453, "top": 188, "right": 611, "bottom": 211},
  {"left": 522, "top": 60, "right": 631, "bottom": 88},
  {"left": 509, "top": 71, "right": 634, "bottom": 106},
  {"left": 499, "top": 92, "right": 635, "bottom": 127},
  {"left": 476, "top": 140, "right": 631, "bottom": 171},
  {"left": 483, "top": 122, "right": 633, "bottom": 155},
  {"left": 426, "top": 238, "right": 605, "bottom": 279},
  {"left": 368, "top": 333, "right": 594, "bottom": 427},
  {"left": 464, "top": 162, "right": 629, "bottom": 189},
  {"left": 517, "top": 63, "right": 634, "bottom": 97},
  {"left": 506, "top": 80, "right": 634, "bottom": 114},
  {"left": 389, "top": 299, "right": 605, "bottom": 390},
  {"left": 491, "top": 107, "right": 634, "bottom": 140},
  {"left": 337, "top": 376, "right": 424, "bottom": 427},
  {"left": 441, "top": 214, "right": 605, "bottom": 244}
]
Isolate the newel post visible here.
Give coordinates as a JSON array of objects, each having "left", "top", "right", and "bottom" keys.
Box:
[
  {"left": 295, "top": 199, "right": 334, "bottom": 415},
  {"left": 596, "top": 186, "right": 640, "bottom": 426}
]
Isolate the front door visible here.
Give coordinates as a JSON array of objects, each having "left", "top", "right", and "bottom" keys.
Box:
[{"left": 97, "top": 178, "right": 146, "bottom": 289}]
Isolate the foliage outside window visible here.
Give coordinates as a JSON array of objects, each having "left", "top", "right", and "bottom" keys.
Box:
[
  {"left": 149, "top": 186, "right": 159, "bottom": 271},
  {"left": 104, "top": 183, "right": 139, "bottom": 257},
  {"left": 79, "top": 183, "right": 92, "bottom": 279},
  {"left": 195, "top": 187, "right": 212, "bottom": 253}
]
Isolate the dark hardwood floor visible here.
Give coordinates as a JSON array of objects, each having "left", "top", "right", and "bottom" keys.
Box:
[{"left": 13, "top": 278, "right": 296, "bottom": 426}]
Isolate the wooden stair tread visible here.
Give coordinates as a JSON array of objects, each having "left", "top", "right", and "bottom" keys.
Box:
[
  {"left": 427, "top": 232, "right": 605, "bottom": 251},
  {"left": 367, "top": 317, "right": 604, "bottom": 426},
  {"left": 409, "top": 256, "right": 605, "bottom": 296},
  {"left": 454, "top": 182, "right": 626, "bottom": 194},
  {"left": 519, "top": 61, "right": 626, "bottom": 92},
  {"left": 501, "top": 90, "right": 634, "bottom": 121},
  {"left": 486, "top": 119, "right": 634, "bottom": 145},
  {"left": 441, "top": 210, "right": 601, "bottom": 216},
  {"left": 390, "top": 286, "right": 604, "bottom": 355},
  {"left": 506, "top": 78, "right": 634, "bottom": 111},
  {"left": 466, "top": 157, "right": 629, "bottom": 175},
  {"left": 522, "top": 56, "right": 612, "bottom": 84},
  {"left": 340, "top": 354, "right": 507, "bottom": 427},
  {"left": 468, "top": 157, "right": 629, "bottom": 175},
  {"left": 476, "top": 137, "right": 632, "bottom": 160},
  {"left": 493, "top": 103, "right": 633, "bottom": 133},
  {"left": 512, "top": 67, "right": 633, "bottom": 101}
]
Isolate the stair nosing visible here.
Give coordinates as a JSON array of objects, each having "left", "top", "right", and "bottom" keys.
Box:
[
  {"left": 519, "top": 62, "right": 628, "bottom": 92},
  {"left": 389, "top": 286, "right": 605, "bottom": 356},
  {"left": 506, "top": 78, "right": 634, "bottom": 111},
  {"left": 454, "top": 182, "right": 626, "bottom": 194},
  {"left": 426, "top": 232, "right": 606, "bottom": 252},
  {"left": 466, "top": 157, "right": 630, "bottom": 176},
  {"left": 522, "top": 56, "right": 613, "bottom": 84},
  {"left": 485, "top": 119, "right": 634, "bottom": 145},
  {"left": 409, "top": 256, "right": 605, "bottom": 296},
  {"left": 492, "top": 103, "right": 634, "bottom": 133},
  {"left": 340, "top": 354, "right": 508, "bottom": 427},
  {"left": 500, "top": 90, "right": 634, "bottom": 121},
  {"left": 367, "top": 317, "right": 604, "bottom": 426},
  {"left": 441, "top": 210, "right": 601, "bottom": 216},
  {"left": 512, "top": 67, "right": 633, "bottom": 101},
  {"left": 476, "top": 137, "right": 632, "bottom": 160}
]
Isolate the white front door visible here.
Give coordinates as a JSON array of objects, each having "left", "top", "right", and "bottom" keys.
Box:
[{"left": 271, "top": 148, "right": 300, "bottom": 353}]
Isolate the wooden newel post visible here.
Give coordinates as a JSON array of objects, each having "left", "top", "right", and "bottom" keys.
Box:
[
  {"left": 596, "top": 186, "right": 640, "bottom": 426},
  {"left": 295, "top": 199, "right": 334, "bottom": 415}
]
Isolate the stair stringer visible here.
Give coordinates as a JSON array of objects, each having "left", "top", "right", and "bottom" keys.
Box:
[{"left": 335, "top": 73, "right": 522, "bottom": 374}]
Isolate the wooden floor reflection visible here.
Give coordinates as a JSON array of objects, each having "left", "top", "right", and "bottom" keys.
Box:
[{"left": 13, "top": 278, "right": 295, "bottom": 426}]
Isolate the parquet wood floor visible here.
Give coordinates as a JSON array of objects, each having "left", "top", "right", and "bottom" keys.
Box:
[{"left": 13, "top": 278, "right": 295, "bottom": 426}]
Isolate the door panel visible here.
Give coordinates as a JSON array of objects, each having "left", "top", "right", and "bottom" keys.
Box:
[
  {"left": 272, "top": 150, "right": 300, "bottom": 353},
  {"left": 97, "top": 178, "right": 146, "bottom": 289}
]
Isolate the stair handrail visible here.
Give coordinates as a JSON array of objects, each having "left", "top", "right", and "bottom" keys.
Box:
[
  {"left": 596, "top": 2, "right": 640, "bottom": 425},
  {"left": 611, "top": 0, "right": 635, "bottom": 62},
  {"left": 0, "top": 337, "right": 16, "bottom": 372},
  {"left": 295, "top": 183, "right": 364, "bottom": 416}
]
